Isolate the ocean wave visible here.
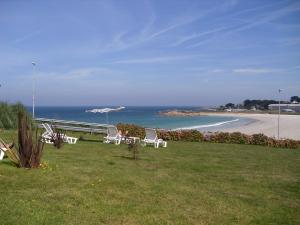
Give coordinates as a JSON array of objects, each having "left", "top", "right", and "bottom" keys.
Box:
[{"left": 173, "top": 119, "right": 239, "bottom": 130}]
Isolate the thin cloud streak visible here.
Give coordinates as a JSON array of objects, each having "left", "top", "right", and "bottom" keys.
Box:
[
  {"left": 187, "top": 1, "right": 300, "bottom": 48},
  {"left": 111, "top": 55, "right": 204, "bottom": 64},
  {"left": 11, "top": 29, "right": 42, "bottom": 44},
  {"left": 233, "top": 68, "right": 275, "bottom": 74}
]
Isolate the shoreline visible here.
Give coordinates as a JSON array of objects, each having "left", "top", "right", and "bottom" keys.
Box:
[{"left": 199, "top": 112, "right": 300, "bottom": 140}]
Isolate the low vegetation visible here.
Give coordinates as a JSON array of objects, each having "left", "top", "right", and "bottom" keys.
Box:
[
  {"left": 0, "top": 104, "right": 44, "bottom": 168},
  {"left": 0, "top": 130, "right": 299, "bottom": 225},
  {"left": 117, "top": 123, "right": 300, "bottom": 149},
  {"left": 17, "top": 111, "right": 44, "bottom": 168},
  {"left": 128, "top": 142, "right": 139, "bottom": 160},
  {"left": 0, "top": 102, "right": 28, "bottom": 129},
  {"left": 51, "top": 126, "right": 65, "bottom": 149},
  {"left": 220, "top": 95, "right": 300, "bottom": 110}
]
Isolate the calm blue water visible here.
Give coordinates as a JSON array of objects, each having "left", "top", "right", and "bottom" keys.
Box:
[{"left": 30, "top": 106, "right": 254, "bottom": 131}]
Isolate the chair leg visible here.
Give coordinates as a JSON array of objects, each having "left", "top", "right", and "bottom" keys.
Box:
[{"left": 0, "top": 150, "right": 4, "bottom": 160}]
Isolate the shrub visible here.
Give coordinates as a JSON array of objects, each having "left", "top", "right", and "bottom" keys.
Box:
[
  {"left": 0, "top": 102, "right": 28, "bottom": 129},
  {"left": 117, "top": 123, "right": 145, "bottom": 138},
  {"left": 17, "top": 111, "right": 44, "bottom": 168},
  {"left": 128, "top": 142, "right": 139, "bottom": 160},
  {"left": 250, "top": 133, "right": 269, "bottom": 146},
  {"left": 51, "top": 127, "right": 65, "bottom": 149},
  {"left": 229, "top": 132, "right": 249, "bottom": 144},
  {"left": 267, "top": 137, "right": 279, "bottom": 148},
  {"left": 181, "top": 130, "right": 204, "bottom": 142},
  {"left": 277, "top": 139, "right": 299, "bottom": 149},
  {"left": 211, "top": 132, "right": 231, "bottom": 143},
  {"left": 116, "top": 123, "right": 299, "bottom": 149}
]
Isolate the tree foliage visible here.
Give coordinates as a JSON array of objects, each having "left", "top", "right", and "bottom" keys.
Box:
[
  {"left": 243, "top": 99, "right": 278, "bottom": 110},
  {"left": 290, "top": 96, "right": 300, "bottom": 103}
]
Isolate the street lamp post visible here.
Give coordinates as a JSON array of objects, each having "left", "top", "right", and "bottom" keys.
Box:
[
  {"left": 277, "top": 89, "right": 283, "bottom": 139},
  {"left": 32, "top": 62, "right": 36, "bottom": 118}
]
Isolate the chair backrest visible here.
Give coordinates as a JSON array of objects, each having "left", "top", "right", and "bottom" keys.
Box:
[
  {"left": 107, "top": 126, "right": 119, "bottom": 137},
  {"left": 145, "top": 128, "right": 157, "bottom": 140},
  {"left": 42, "top": 123, "right": 54, "bottom": 134}
]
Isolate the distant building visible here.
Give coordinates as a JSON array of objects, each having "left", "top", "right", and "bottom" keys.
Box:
[{"left": 268, "top": 103, "right": 300, "bottom": 112}]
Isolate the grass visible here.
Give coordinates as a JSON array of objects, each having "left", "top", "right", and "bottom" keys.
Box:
[{"left": 0, "top": 130, "right": 299, "bottom": 225}]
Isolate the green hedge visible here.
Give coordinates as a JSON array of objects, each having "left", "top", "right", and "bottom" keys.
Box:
[{"left": 116, "top": 123, "right": 300, "bottom": 149}]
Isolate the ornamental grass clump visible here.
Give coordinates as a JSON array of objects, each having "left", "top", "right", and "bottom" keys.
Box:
[{"left": 17, "top": 111, "right": 44, "bottom": 168}]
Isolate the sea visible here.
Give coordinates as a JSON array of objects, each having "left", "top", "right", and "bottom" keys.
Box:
[{"left": 30, "top": 106, "right": 255, "bottom": 131}]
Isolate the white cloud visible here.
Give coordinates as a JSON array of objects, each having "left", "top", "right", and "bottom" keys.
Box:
[
  {"left": 233, "top": 68, "right": 274, "bottom": 74},
  {"left": 27, "top": 67, "right": 120, "bottom": 81},
  {"left": 11, "top": 29, "right": 42, "bottom": 44},
  {"left": 112, "top": 55, "right": 203, "bottom": 64}
]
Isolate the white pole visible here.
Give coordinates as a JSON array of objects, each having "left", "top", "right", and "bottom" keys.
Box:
[
  {"left": 277, "top": 89, "right": 282, "bottom": 139},
  {"left": 32, "top": 62, "right": 36, "bottom": 118}
]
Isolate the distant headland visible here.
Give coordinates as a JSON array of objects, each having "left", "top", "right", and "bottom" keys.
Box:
[{"left": 160, "top": 110, "right": 202, "bottom": 117}]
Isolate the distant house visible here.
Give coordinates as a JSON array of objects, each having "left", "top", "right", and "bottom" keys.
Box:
[{"left": 268, "top": 103, "right": 300, "bottom": 112}]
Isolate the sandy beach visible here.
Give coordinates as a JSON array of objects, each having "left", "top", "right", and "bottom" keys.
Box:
[{"left": 201, "top": 113, "right": 300, "bottom": 140}]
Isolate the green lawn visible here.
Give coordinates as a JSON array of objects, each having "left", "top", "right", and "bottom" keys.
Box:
[{"left": 0, "top": 130, "right": 299, "bottom": 225}]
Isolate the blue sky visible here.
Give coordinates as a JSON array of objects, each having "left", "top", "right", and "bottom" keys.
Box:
[{"left": 0, "top": 0, "right": 299, "bottom": 106}]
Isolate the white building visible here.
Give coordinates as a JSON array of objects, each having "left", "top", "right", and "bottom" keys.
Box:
[{"left": 268, "top": 103, "right": 300, "bottom": 112}]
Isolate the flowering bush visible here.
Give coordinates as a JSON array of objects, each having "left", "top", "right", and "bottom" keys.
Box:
[
  {"left": 158, "top": 130, "right": 203, "bottom": 142},
  {"left": 117, "top": 123, "right": 145, "bottom": 138},
  {"left": 116, "top": 123, "right": 299, "bottom": 149},
  {"left": 250, "top": 133, "right": 269, "bottom": 146},
  {"left": 229, "top": 132, "right": 249, "bottom": 144}
]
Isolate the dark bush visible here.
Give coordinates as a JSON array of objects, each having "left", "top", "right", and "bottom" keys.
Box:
[
  {"left": 277, "top": 139, "right": 299, "bottom": 149},
  {"left": 250, "top": 133, "right": 269, "bottom": 146},
  {"left": 117, "top": 123, "right": 145, "bottom": 138},
  {"left": 211, "top": 132, "right": 231, "bottom": 143},
  {"left": 181, "top": 130, "right": 203, "bottom": 142},
  {"left": 229, "top": 132, "right": 249, "bottom": 144}
]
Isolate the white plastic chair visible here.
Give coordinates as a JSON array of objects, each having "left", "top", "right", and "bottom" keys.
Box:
[
  {"left": 141, "top": 128, "right": 167, "bottom": 148},
  {"left": 41, "top": 123, "right": 78, "bottom": 144},
  {"left": 0, "top": 147, "right": 6, "bottom": 160},
  {"left": 104, "top": 126, "right": 122, "bottom": 145}
]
